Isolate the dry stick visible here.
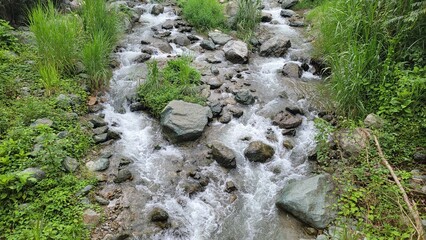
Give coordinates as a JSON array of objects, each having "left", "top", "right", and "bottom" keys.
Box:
[{"left": 373, "top": 135, "right": 425, "bottom": 240}]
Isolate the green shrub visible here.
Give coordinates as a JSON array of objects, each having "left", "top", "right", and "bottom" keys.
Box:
[
  {"left": 29, "top": 1, "right": 83, "bottom": 74},
  {"left": 180, "top": 0, "right": 226, "bottom": 31},
  {"left": 81, "top": 31, "right": 112, "bottom": 93},
  {"left": 233, "top": 0, "right": 261, "bottom": 41},
  {"left": 0, "top": 19, "right": 19, "bottom": 51},
  {"left": 138, "top": 57, "right": 204, "bottom": 117}
]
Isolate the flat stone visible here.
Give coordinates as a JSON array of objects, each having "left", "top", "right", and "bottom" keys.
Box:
[
  {"left": 86, "top": 158, "right": 110, "bottom": 172},
  {"left": 93, "top": 126, "right": 109, "bottom": 135},
  {"left": 280, "top": 9, "right": 296, "bottom": 18},
  {"left": 93, "top": 133, "right": 108, "bottom": 144},
  {"left": 95, "top": 195, "right": 109, "bottom": 205},
  {"left": 30, "top": 118, "right": 53, "bottom": 128},
  {"left": 208, "top": 31, "right": 232, "bottom": 45},
  {"left": 273, "top": 111, "right": 303, "bottom": 129},
  {"left": 259, "top": 36, "right": 291, "bottom": 57},
  {"left": 281, "top": 0, "right": 299, "bottom": 9}
]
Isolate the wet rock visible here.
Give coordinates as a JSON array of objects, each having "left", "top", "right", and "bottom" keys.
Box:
[
  {"left": 211, "top": 141, "right": 236, "bottom": 169},
  {"left": 273, "top": 111, "right": 303, "bottom": 129},
  {"left": 130, "top": 102, "right": 147, "bottom": 112},
  {"left": 86, "top": 158, "right": 110, "bottom": 172},
  {"left": 334, "top": 128, "right": 370, "bottom": 158},
  {"left": 225, "top": 181, "right": 237, "bottom": 193},
  {"left": 183, "top": 181, "right": 203, "bottom": 195},
  {"left": 223, "top": 40, "right": 249, "bottom": 64},
  {"left": 95, "top": 195, "right": 110, "bottom": 205},
  {"left": 62, "top": 157, "right": 79, "bottom": 173},
  {"left": 151, "top": 4, "right": 164, "bottom": 15},
  {"left": 107, "top": 130, "right": 121, "bottom": 140},
  {"left": 141, "top": 46, "right": 154, "bottom": 54},
  {"left": 20, "top": 168, "right": 45, "bottom": 182},
  {"left": 76, "top": 185, "right": 93, "bottom": 197},
  {"left": 282, "top": 62, "right": 302, "bottom": 78},
  {"left": 209, "top": 102, "right": 223, "bottom": 117},
  {"left": 118, "top": 157, "right": 133, "bottom": 169},
  {"left": 93, "top": 133, "right": 108, "bottom": 144},
  {"left": 285, "top": 106, "right": 304, "bottom": 115},
  {"left": 261, "top": 12, "right": 273, "bottom": 22},
  {"left": 208, "top": 31, "right": 232, "bottom": 45},
  {"left": 200, "top": 39, "right": 216, "bottom": 50},
  {"left": 93, "top": 126, "right": 109, "bottom": 135},
  {"left": 187, "top": 35, "right": 199, "bottom": 41},
  {"left": 413, "top": 150, "right": 426, "bottom": 164},
  {"left": 30, "top": 118, "right": 53, "bottom": 128},
  {"left": 140, "top": 39, "right": 151, "bottom": 45},
  {"left": 160, "top": 100, "right": 211, "bottom": 142},
  {"left": 244, "top": 141, "right": 275, "bottom": 163},
  {"left": 206, "top": 56, "right": 222, "bottom": 64},
  {"left": 134, "top": 53, "right": 151, "bottom": 63},
  {"left": 173, "top": 33, "right": 190, "bottom": 46},
  {"left": 310, "top": 57, "right": 330, "bottom": 76},
  {"left": 206, "top": 77, "right": 223, "bottom": 89},
  {"left": 114, "top": 169, "right": 132, "bottom": 183},
  {"left": 162, "top": 19, "right": 175, "bottom": 29},
  {"left": 364, "top": 113, "right": 384, "bottom": 129},
  {"left": 283, "top": 139, "right": 294, "bottom": 149},
  {"left": 281, "top": 0, "right": 299, "bottom": 9},
  {"left": 219, "top": 111, "right": 232, "bottom": 124},
  {"left": 289, "top": 18, "right": 305, "bottom": 27},
  {"left": 83, "top": 209, "right": 101, "bottom": 227},
  {"left": 228, "top": 106, "right": 244, "bottom": 118},
  {"left": 280, "top": 9, "right": 295, "bottom": 18},
  {"left": 89, "top": 116, "right": 107, "bottom": 128},
  {"left": 259, "top": 36, "right": 291, "bottom": 57},
  {"left": 276, "top": 174, "right": 337, "bottom": 229},
  {"left": 150, "top": 208, "right": 169, "bottom": 222},
  {"left": 235, "top": 89, "right": 255, "bottom": 105}
]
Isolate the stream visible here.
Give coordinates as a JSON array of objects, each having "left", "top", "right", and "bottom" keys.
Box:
[{"left": 100, "top": 1, "right": 323, "bottom": 239}]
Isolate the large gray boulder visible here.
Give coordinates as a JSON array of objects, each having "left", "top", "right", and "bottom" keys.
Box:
[
  {"left": 211, "top": 141, "right": 236, "bottom": 169},
  {"left": 208, "top": 31, "right": 232, "bottom": 45},
  {"left": 281, "top": 0, "right": 299, "bottom": 9},
  {"left": 160, "top": 100, "right": 212, "bottom": 142},
  {"left": 276, "top": 174, "right": 337, "bottom": 229},
  {"left": 244, "top": 141, "right": 275, "bottom": 163},
  {"left": 259, "top": 36, "right": 291, "bottom": 57},
  {"left": 223, "top": 40, "right": 249, "bottom": 64}
]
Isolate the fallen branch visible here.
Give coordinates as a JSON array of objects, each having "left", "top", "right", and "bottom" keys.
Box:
[{"left": 373, "top": 135, "right": 425, "bottom": 240}]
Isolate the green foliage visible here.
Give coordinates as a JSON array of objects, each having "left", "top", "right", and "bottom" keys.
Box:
[
  {"left": 293, "top": 0, "right": 327, "bottom": 10},
  {"left": 81, "top": 31, "right": 113, "bottom": 93},
  {"left": 180, "top": 0, "right": 226, "bottom": 31},
  {"left": 138, "top": 57, "right": 204, "bottom": 117},
  {"left": 29, "top": 1, "right": 83, "bottom": 74},
  {"left": 0, "top": 19, "right": 19, "bottom": 51},
  {"left": 308, "top": 0, "right": 426, "bottom": 119},
  {"left": 233, "top": 0, "right": 261, "bottom": 41}
]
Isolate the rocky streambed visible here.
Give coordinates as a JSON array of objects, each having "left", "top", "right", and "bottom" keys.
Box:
[{"left": 83, "top": 0, "right": 337, "bottom": 239}]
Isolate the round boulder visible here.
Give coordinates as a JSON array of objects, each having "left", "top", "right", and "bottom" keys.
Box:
[{"left": 244, "top": 141, "right": 275, "bottom": 163}]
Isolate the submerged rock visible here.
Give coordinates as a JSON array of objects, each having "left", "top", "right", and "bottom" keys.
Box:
[
  {"left": 160, "top": 100, "right": 211, "bottom": 142},
  {"left": 276, "top": 174, "right": 337, "bottom": 229},
  {"left": 244, "top": 141, "right": 275, "bottom": 163},
  {"left": 259, "top": 36, "right": 291, "bottom": 57},
  {"left": 211, "top": 141, "right": 236, "bottom": 169}
]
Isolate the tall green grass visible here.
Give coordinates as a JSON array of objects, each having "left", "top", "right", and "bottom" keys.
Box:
[
  {"left": 81, "top": 31, "right": 112, "bottom": 92},
  {"left": 138, "top": 57, "right": 203, "bottom": 117},
  {"left": 81, "top": 0, "right": 120, "bottom": 44},
  {"left": 180, "top": 0, "right": 226, "bottom": 31},
  {"left": 308, "top": 0, "right": 426, "bottom": 118},
  {"left": 39, "top": 63, "right": 60, "bottom": 96},
  {"left": 29, "top": 1, "right": 82, "bottom": 74},
  {"left": 233, "top": 0, "right": 261, "bottom": 41}
]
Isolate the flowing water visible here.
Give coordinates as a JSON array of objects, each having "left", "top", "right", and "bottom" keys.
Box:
[{"left": 102, "top": 1, "right": 322, "bottom": 239}]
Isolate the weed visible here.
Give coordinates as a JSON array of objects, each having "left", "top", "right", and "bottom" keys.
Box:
[
  {"left": 233, "top": 0, "right": 261, "bottom": 42},
  {"left": 38, "top": 63, "right": 61, "bottom": 96}
]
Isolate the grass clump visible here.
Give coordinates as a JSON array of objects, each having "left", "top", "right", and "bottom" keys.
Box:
[
  {"left": 232, "top": 0, "right": 261, "bottom": 41},
  {"left": 29, "top": 1, "right": 82, "bottom": 74},
  {"left": 179, "top": 0, "right": 226, "bottom": 31},
  {"left": 138, "top": 57, "right": 204, "bottom": 117}
]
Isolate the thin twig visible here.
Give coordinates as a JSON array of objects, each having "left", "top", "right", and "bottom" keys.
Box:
[{"left": 373, "top": 135, "right": 425, "bottom": 240}]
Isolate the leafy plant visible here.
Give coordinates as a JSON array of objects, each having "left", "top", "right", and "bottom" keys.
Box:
[
  {"left": 180, "top": 0, "right": 226, "bottom": 31},
  {"left": 0, "top": 19, "right": 19, "bottom": 51},
  {"left": 38, "top": 63, "right": 61, "bottom": 96}
]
